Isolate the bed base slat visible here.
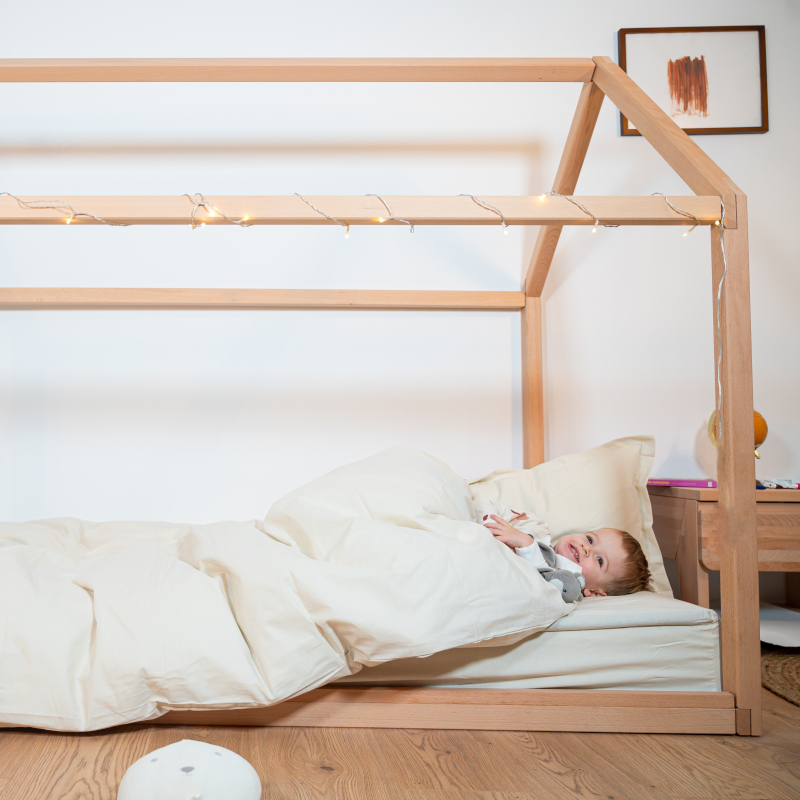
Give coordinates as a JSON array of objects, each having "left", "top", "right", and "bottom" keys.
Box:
[{"left": 152, "top": 688, "right": 736, "bottom": 734}]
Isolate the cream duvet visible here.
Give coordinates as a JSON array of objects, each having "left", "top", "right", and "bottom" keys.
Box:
[{"left": 0, "top": 448, "right": 570, "bottom": 731}]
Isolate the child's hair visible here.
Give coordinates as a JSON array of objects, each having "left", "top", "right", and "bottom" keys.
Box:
[{"left": 604, "top": 529, "right": 652, "bottom": 596}]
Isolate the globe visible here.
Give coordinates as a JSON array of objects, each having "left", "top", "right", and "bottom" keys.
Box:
[{"left": 708, "top": 410, "right": 768, "bottom": 457}]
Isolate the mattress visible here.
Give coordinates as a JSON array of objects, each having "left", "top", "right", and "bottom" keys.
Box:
[{"left": 336, "top": 593, "right": 722, "bottom": 692}]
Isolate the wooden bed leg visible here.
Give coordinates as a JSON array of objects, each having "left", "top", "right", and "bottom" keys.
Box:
[
  {"left": 711, "top": 195, "right": 761, "bottom": 736},
  {"left": 677, "top": 500, "right": 710, "bottom": 607},
  {"left": 521, "top": 297, "right": 545, "bottom": 467},
  {"left": 735, "top": 708, "right": 752, "bottom": 736}
]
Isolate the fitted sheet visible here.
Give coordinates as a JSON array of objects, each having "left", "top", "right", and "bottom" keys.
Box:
[{"left": 336, "top": 593, "right": 721, "bottom": 692}]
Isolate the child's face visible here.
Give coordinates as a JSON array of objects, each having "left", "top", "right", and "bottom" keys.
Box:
[{"left": 553, "top": 529, "right": 627, "bottom": 597}]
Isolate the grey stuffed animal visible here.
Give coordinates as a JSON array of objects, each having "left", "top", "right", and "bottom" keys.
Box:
[{"left": 535, "top": 540, "right": 586, "bottom": 603}]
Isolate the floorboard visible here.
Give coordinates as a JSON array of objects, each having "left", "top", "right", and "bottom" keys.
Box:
[{"left": 0, "top": 690, "right": 798, "bottom": 800}]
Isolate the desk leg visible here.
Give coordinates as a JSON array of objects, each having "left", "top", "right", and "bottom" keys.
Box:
[
  {"left": 678, "top": 500, "right": 710, "bottom": 607},
  {"left": 787, "top": 573, "right": 800, "bottom": 608}
]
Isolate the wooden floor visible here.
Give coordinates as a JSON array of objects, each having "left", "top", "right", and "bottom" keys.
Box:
[{"left": 0, "top": 689, "right": 798, "bottom": 799}]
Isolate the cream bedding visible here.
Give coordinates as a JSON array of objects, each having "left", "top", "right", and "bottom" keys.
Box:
[{"left": 0, "top": 448, "right": 571, "bottom": 731}]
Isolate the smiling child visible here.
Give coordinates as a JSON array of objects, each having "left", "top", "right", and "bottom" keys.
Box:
[{"left": 485, "top": 516, "right": 652, "bottom": 598}]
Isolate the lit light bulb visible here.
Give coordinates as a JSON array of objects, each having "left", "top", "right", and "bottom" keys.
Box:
[
  {"left": 539, "top": 194, "right": 546, "bottom": 200},
  {"left": 208, "top": 209, "right": 216, "bottom": 217},
  {"left": 201, "top": 222, "right": 206, "bottom": 227},
  {"left": 65, "top": 218, "right": 71, "bottom": 224},
  {"left": 242, "top": 216, "right": 249, "bottom": 222},
  {"left": 683, "top": 230, "right": 689, "bottom": 237},
  {"left": 378, "top": 217, "right": 385, "bottom": 223},
  {"left": 503, "top": 225, "right": 509, "bottom": 235},
  {"left": 345, "top": 228, "right": 350, "bottom": 238},
  {"left": 715, "top": 220, "right": 720, "bottom": 226},
  {"left": 592, "top": 224, "right": 598, "bottom": 233}
]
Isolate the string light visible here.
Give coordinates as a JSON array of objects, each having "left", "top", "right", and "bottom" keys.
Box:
[
  {"left": 652, "top": 192, "right": 699, "bottom": 236},
  {"left": 366, "top": 194, "right": 414, "bottom": 233},
  {"left": 714, "top": 200, "right": 729, "bottom": 445},
  {"left": 539, "top": 191, "right": 619, "bottom": 231},
  {"left": 294, "top": 193, "right": 350, "bottom": 238},
  {"left": 459, "top": 194, "right": 509, "bottom": 234},
  {"left": 1, "top": 190, "right": 715, "bottom": 244},
  {"left": 183, "top": 193, "right": 251, "bottom": 229},
  {"left": 0, "top": 192, "right": 129, "bottom": 226}
]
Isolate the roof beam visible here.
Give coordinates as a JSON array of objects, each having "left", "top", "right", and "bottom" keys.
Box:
[
  {"left": 591, "top": 57, "right": 741, "bottom": 228},
  {"left": 0, "top": 195, "right": 721, "bottom": 226},
  {"left": 525, "top": 81, "right": 605, "bottom": 297},
  {"left": 0, "top": 58, "right": 596, "bottom": 83}
]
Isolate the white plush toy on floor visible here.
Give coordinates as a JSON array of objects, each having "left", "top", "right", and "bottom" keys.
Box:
[{"left": 117, "top": 739, "right": 262, "bottom": 800}]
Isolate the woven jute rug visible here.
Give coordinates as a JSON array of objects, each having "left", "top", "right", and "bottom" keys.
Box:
[{"left": 762, "top": 647, "right": 800, "bottom": 707}]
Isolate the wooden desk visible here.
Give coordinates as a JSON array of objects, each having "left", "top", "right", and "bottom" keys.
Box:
[{"left": 648, "top": 487, "right": 800, "bottom": 608}]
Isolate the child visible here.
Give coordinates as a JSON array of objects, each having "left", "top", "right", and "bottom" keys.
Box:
[{"left": 478, "top": 504, "right": 651, "bottom": 598}]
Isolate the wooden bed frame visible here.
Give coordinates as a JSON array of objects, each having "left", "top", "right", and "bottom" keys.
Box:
[{"left": 0, "top": 56, "right": 759, "bottom": 735}]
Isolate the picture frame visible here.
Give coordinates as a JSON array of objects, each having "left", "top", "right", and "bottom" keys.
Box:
[{"left": 618, "top": 26, "right": 768, "bottom": 136}]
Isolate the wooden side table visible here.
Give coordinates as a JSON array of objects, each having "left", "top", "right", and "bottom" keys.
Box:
[{"left": 648, "top": 486, "right": 800, "bottom": 608}]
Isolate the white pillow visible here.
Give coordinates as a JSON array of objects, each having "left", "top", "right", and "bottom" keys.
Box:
[{"left": 468, "top": 435, "right": 671, "bottom": 596}]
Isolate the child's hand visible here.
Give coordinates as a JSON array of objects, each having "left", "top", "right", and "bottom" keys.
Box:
[{"left": 484, "top": 515, "right": 535, "bottom": 549}]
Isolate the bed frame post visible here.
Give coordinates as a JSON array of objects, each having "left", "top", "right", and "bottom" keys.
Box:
[
  {"left": 591, "top": 54, "right": 760, "bottom": 735},
  {"left": 521, "top": 297, "right": 545, "bottom": 467},
  {"left": 711, "top": 195, "right": 761, "bottom": 735}
]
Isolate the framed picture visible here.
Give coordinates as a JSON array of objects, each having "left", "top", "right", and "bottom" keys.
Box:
[{"left": 618, "top": 26, "right": 768, "bottom": 135}]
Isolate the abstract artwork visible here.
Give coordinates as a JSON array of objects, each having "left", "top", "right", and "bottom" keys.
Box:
[{"left": 618, "top": 26, "right": 768, "bottom": 136}]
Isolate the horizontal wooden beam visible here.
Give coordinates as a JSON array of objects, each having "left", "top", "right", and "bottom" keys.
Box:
[
  {"left": 154, "top": 688, "right": 736, "bottom": 733},
  {"left": 0, "top": 58, "right": 596, "bottom": 83},
  {"left": 156, "top": 704, "right": 735, "bottom": 733},
  {"left": 279, "top": 687, "right": 736, "bottom": 707},
  {"left": 591, "top": 57, "right": 741, "bottom": 228},
  {"left": 0, "top": 195, "right": 722, "bottom": 226},
  {"left": 0, "top": 288, "right": 525, "bottom": 311}
]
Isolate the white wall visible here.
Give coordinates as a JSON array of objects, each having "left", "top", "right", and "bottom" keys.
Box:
[{"left": 1, "top": 0, "right": 798, "bottom": 527}]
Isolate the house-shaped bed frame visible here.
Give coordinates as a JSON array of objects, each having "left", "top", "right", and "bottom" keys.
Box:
[{"left": 0, "top": 57, "right": 759, "bottom": 735}]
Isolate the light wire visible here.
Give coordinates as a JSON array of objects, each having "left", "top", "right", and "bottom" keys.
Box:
[
  {"left": 459, "top": 194, "right": 508, "bottom": 233},
  {"left": 714, "top": 200, "right": 728, "bottom": 444},
  {"left": 294, "top": 193, "right": 350, "bottom": 237},
  {"left": 0, "top": 191, "right": 129, "bottom": 226},
  {"left": 652, "top": 192, "right": 699, "bottom": 235},
  {"left": 540, "top": 191, "right": 619, "bottom": 232},
  {"left": 366, "top": 194, "right": 414, "bottom": 232},
  {"left": 183, "top": 193, "right": 252, "bottom": 228}
]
